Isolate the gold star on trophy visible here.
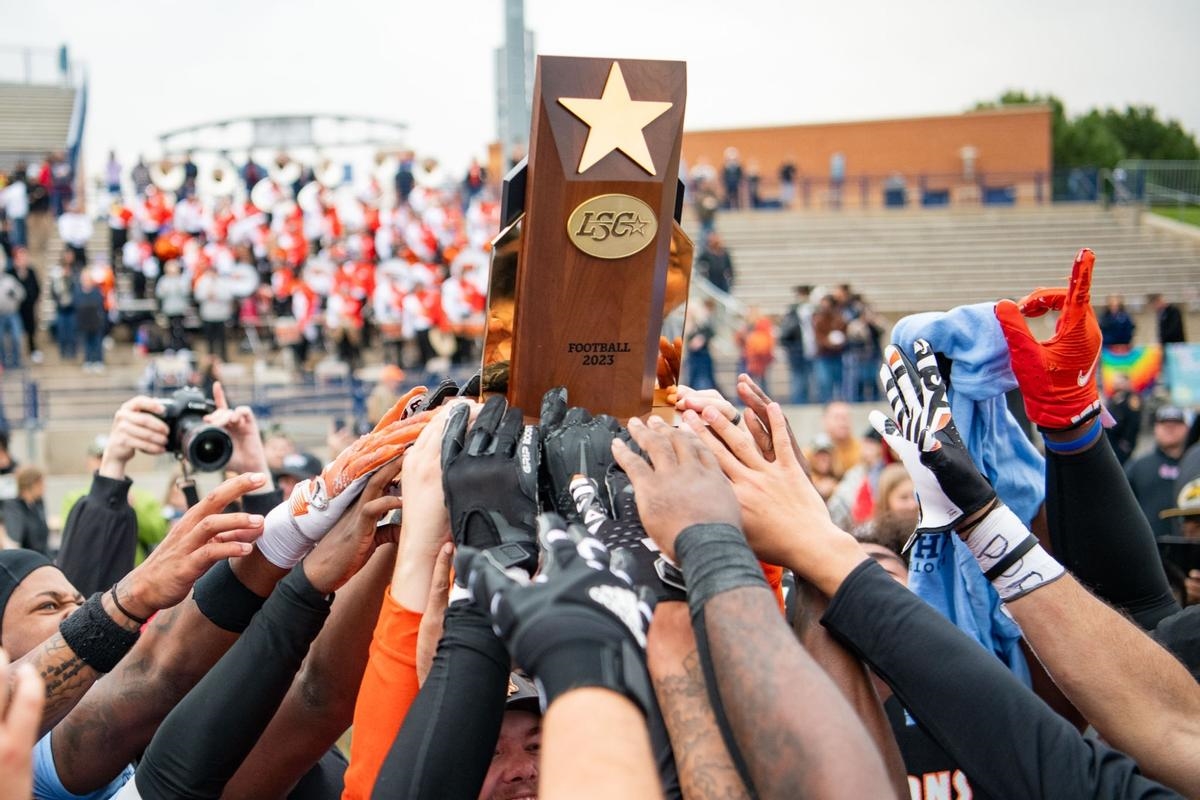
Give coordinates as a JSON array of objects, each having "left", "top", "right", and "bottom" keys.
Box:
[{"left": 558, "top": 62, "right": 673, "bottom": 176}]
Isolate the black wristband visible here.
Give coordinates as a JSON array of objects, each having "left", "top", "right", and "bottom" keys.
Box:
[
  {"left": 59, "top": 593, "right": 140, "bottom": 674},
  {"left": 675, "top": 523, "right": 768, "bottom": 617},
  {"left": 193, "top": 559, "right": 267, "bottom": 633},
  {"left": 533, "top": 639, "right": 655, "bottom": 718}
]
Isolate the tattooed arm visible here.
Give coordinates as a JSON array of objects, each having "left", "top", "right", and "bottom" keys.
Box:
[
  {"left": 646, "top": 602, "right": 749, "bottom": 800},
  {"left": 613, "top": 416, "right": 893, "bottom": 800}
]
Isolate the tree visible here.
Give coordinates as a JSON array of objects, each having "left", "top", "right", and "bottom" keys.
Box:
[{"left": 974, "top": 92, "right": 1200, "bottom": 168}]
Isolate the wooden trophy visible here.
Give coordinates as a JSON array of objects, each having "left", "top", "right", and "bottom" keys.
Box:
[{"left": 481, "top": 56, "right": 692, "bottom": 420}]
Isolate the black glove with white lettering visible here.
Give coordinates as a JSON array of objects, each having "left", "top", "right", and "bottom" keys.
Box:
[
  {"left": 457, "top": 514, "right": 656, "bottom": 716},
  {"left": 442, "top": 395, "right": 540, "bottom": 575}
]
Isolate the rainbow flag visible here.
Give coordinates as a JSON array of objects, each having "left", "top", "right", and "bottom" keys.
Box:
[{"left": 1101, "top": 346, "right": 1162, "bottom": 396}]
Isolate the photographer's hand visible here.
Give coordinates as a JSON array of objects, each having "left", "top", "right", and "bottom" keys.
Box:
[
  {"left": 99, "top": 396, "right": 169, "bottom": 481},
  {"left": 205, "top": 382, "right": 273, "bottom": 489}
]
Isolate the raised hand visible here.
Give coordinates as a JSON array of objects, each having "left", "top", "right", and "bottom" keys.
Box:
[
  {"left": 457, "top": 514, "right": 655, "bottom": 714},
  {"left": 115, "top": 472, "right": 268, "bottom": 619},
  {"left": 441, "top": 395, "right": 540, "bottom": 574},
  {"left": 611, "top": 416, "right": 740, "bottom": 561},
  {"left": 539, "top": 387, "right": 626, "bottom": 515},
  {"left": 99, "top": 396, "right": 169, "bottom": 479},
  {"left": 204, "top": 382, "right": 270, "bottom": 477},
  {"left": 0, "top": 649, "right": 43, "bottom": 800},
  {"left": 302, "top": 456, "right": 405, "bottom": 595},
  {"left": 259, "top": 386, "right": 432, "bottom": 568},
  {"left": 869, "top": 340, "right": 997, "bottom": 542},
  {"left": 994, "top": 248, "right": 1102, "bottom": 430},
  {"left": 735, "top": 373, "right": 807, "bottom": 468}
]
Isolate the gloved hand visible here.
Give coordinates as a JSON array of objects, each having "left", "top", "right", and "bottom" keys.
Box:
[
  {"left": 870, "top": 339, "right": 997, "bottom": 547},
  {"left": 994, "top": 248, "right": 1102, "bottom": 431},
  {"left": 540, "top": 388, "right": 684, "bottom": 601},
  {"left": 258, "top": 386, "right": 432, "bottom": 568},
  {"left": 457, "top": 514, "right": 656, "bottom": 715},
  {"left": 442, "top": 395, "right": 540, "bottom": 574}
]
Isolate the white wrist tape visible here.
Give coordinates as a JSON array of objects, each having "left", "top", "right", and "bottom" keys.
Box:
[{"left": 964, "top": 504, "right": 1064, "bottom": 601}]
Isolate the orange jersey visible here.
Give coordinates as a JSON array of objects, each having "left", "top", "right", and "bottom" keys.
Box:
[{"left": 342, "top": 591, "right": 423, "bottom": 800}]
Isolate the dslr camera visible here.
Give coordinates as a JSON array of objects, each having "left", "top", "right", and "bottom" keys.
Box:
[{"left": 156, "top": 387, "right": 234, "bottom": 472}]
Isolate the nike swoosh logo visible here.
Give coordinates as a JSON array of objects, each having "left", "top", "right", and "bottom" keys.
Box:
[{"left": 1077, "top": 357, "right": 1098, "bottom": 386}]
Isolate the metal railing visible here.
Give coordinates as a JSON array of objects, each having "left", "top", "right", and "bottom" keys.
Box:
[{"left": 0, "top": 44, "right": 82, "bottom": 88}]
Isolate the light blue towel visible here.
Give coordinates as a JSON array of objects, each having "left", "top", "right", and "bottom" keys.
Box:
[{"left": 893, "top": 303, "right": 1042, "bottom": 683}]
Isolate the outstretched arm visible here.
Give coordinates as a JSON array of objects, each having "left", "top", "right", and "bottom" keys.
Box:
[{"left": 614, "top": 416, "right": 893, "bottom": 799}]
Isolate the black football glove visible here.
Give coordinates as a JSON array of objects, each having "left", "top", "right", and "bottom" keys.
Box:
[{"left": 442, "top": 395, "right": 540, "bottom": 574}]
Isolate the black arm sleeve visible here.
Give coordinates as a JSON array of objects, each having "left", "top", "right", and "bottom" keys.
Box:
[
  {"left": 372, "top": 602, "right": 509, "bottom": 800},
  {"left": 56, "top": 474, "right": 138, "bottom": 596},
  {"left": 1046, "top": 435, "right": 1179, "bottom": 629},
  {"left": 822, "top": 560, "right": 1180, "bottom": 800},
  {"left": 242, "top": 488, "right": 285, "bottom": 517},
  {"left": 133, "top": 564, "right": 332, "bottom": 800}
]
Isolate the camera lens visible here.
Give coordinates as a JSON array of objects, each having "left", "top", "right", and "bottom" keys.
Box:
[{"left": 179, "top": 419, "right": 233, "bottom": 472}]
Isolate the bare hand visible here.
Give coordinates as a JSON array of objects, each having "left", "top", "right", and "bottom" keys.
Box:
[
  {"left": 205, "top": 382, "right": 270, "bottom": 478},
  {"left": 303, "top": 457, "right": 405, "bottom": 595},
  {"left": 682, "top": 402, "right": 864, "bottom": 596},
  {"left": 611, "top": 415, "right": 740, "bottom": 561},
  {"left": 0, "top": 649, "right": 43, "bottom": 800},
  {"left": 100, "top": 396, "right": 169, "bottom": 478},
  {"left": 118, "top": 472, "right": 268, "bottom": 619},
  {"left": 735, "top": 374, "right": 807, "bottom": 471}
]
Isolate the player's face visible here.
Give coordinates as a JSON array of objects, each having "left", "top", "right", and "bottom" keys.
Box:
[{"left": 479, "top": 710, "right": 540, "bottom": 800}]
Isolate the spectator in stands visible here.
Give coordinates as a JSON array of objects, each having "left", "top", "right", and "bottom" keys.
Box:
[
  {"left": 24, "top": 160, "right": 52, "bottom": 270},
  {"left": 0, "top": 169, "right": 28, "bottom": 251},
  {"left": 49, "top": 151, "right": 73, "bottom": 216},
  {"left": 691, "top": 178, "right": 720, "bottom": 238},
  {"left": 130, "top": 155, "right": 151, "bottom": 197},
  {"left": 746, "top": 160, "right": 763, "bottom": 209},
  {"left": 274, "top": 451, "right": 323, "bottom": 499},
  {"left": 696, "top": 232, "right": 734, "bottom": 294},
  {"left": 1105, "top": 372, "right": 1142, "bottom": 464},
  {"left": 1126, "top": 405, "right": 1190, "bottom": 537},
  {"left": 49, "top": 250, "right": 78, "bottom": 361},
  {"left": 195, "top": 267, "right": 235, "bottom": 361},
  {"left": 263, "top": 429, "right": 297, "bottom": 475},
  {"left": 822, "top": 399, "right": 862, "bottom": 480},
  {"left": 367, "top": 364, "right": 406, "bottom": 426},
  {"left": 462, "top": 159, "right": 487, "bottom": 210},
  {"left": 76, "top": 270, "right": 107, "bottom": 372},
  {"left": 105, "top": 151, "right": 122, "bottom": 199},
  {"left": 843, "top": 292, "right": 884, "bottom": 401},
  {"left": 778, "top": 158, "right": 798, "bottom": 208},
  {"left": 872, "top": 462, "right": 919, "bottom": 530},
  {"left": 1148, "top": 293, "right": 1186, "bottom": 346},
  {"left": 684, "top": 297, "right": 720, "bottom": 392},
  {"left": 4, "top": 466, "right": 48, "bottom": 556},
  {"left": 739, "top": 312, "right": 775, "bottom": 388},
  {"left": 813, "top": 293, "right": 847, "bottom": 402},
  {"left": 57, "top": 200, "right": 91, "bottom": 265},
  {"left": 721, "top": 147, "right": 744, "bottom": 210},
  {"left": 829, "top": 151, "right": 846, "bottom": 209},
  {"left": 1099, "top": 294, "right": 1136, "bottom": 347},
  {"left": 779, "top": 285, "right": 814, "bottom": 404},
  {"left": 806, "top": 433, "right": 840, "bottom": 500},
  {"left": 0, "top": 267, "right": 25, "bottom": 369},
  {"left": 156, "top": 259, "right": 192, "bottom": 351},
  {"left": 9, "top": 249, "right": 41, "bottom": 365}
]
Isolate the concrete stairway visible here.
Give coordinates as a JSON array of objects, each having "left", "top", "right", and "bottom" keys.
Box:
[
  {"left": 701, "top": 205, "right": 1200, "bottom": 318},
  {"left": 0, "top": 82, "right": 76, "bottom": 172}
]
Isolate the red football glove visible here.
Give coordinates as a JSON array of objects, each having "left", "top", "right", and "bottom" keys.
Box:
[{"left": 994, "top": 248, "right": 1102, "bottom": 431}]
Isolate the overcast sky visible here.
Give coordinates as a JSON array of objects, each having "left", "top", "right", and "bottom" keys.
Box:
[{"left": 2, "top": 0, "right": 1197, "bottom": 176}]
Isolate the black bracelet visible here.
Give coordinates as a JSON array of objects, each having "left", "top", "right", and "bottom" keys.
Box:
[
  {"left": 109, "top": 584, "right": 149, "bottom": 625},
  {"left": 193, "top": 559, "right": 267, "bottom": 633},
  {"left": 59, "top": 593, "right": 141, "bottom": 674}
]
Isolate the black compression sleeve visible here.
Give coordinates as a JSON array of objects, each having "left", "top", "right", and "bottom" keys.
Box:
[
  {"left": 372, "top": 602, "right": 509, "bottom": 800},
  {"left": 1046, "top": 435, "right": 1179, "bottom": 629},
  {"left": 823, "top": 560, "right": 1179, "bottom": 800},
  {"left": 133, "top": 565, "right": 333, "bottom": 800}
]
